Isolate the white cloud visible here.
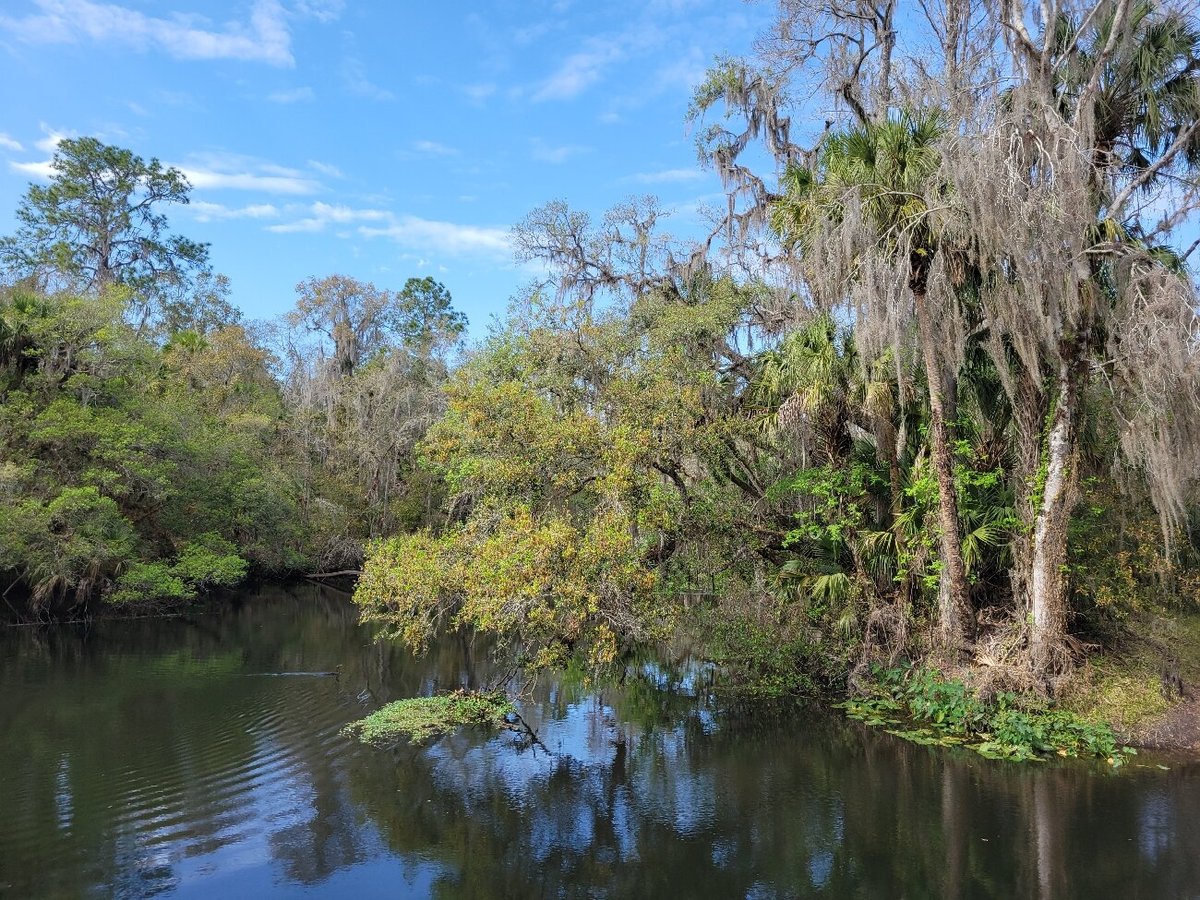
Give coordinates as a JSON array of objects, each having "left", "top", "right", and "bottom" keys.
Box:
[
  {"left": 182, "top": 167, "right": 318, "bottom": 194},
  {"left": 189, "top": 200, "right": 280, "bottom": 222},
  {"left": 623, "top": 167, "right": 706, "bottom": 184},
  {"left": 178, "top": 151, "right": 321, "bottom": 195},
  {"left": 267, "top": 86, "right": 315, "bottom": 103},
  {"left": 343, "top": 57, "right": 394, "bottom": 100},
  {"left": 34, "top": 126, "right": 71, "bottom": 153},
  {"left": 0, "top": 0, "right": 295, "bottom": 67},
  {"left": 531, "top": 138, "right": 588, "bottom": 164},
  {"left": 360, "top": 216, "right": 511, "bottom": 255},
  {"left": 411, "top": 140, "right": 459, "bottom": 157},
  {"left": 0, "top": 134, "right": 23, "bottom": 151},
  {"left": 266, "top": 201, "right": 510, "bottom": 257},
  {"left": 9, "top": 160, "right": 55, "bottom": 179},
  {"left": 307, "top": 159, "right": 342, "bottom": 178},
  {"left": 463, "top": 83, "right": 496, "bottom": 102},
  {"left": 266, "top": 201, "right": 390, "bottom": 233},
  {"left": 292, "top": 0, "right": 343, "bottom": 22},
  {"left": 533, "top": 37, "right": 624, "bottom": 101}
]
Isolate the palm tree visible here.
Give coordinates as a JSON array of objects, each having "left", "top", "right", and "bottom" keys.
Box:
[{"left": 771, "top": 109, "right": 973, "bottom": 655}]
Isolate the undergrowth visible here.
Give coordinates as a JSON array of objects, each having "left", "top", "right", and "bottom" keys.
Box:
[{"left": 840, "top": 664, "right": 1135, "bottom": 766}]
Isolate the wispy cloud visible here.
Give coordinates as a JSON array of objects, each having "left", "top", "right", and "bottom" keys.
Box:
[
  {"left": 267, "top": 201, "right": 390, "bottom": 233},
  {"left": 532, "top": 37, "right": 624, "bottom": 101},
  {"left": 293, "top": 0, "right": 343, "bottom": 23},
  {"left": 622, "top": 167, "right": 706, "bottom": 185},
  {"left": 35, "top": 125, "right": 72, "bottom": 153},
  {"left": 9, "top": 159, "right": 54, "bottom": 179},
  {"left": 267, "top": 86, "right": 315, "bottom": 103},
  {"left": 0, "top": 0, "right": 296, "bottom": 67},
  {"left": 343, "top": 57, "right": 393, "bottom": 100},
  {"left": 530, "top": 138, "right": 589, "bottom": 164},
  {"left": 189, "top": 200, "right": 280, "bottom": 222},
  {"left": 180, "top": 152, "right": 321, "bottom": 194},
  {"left": 306, "top": 159, "right": 342, "bottom": 178},
  {"left": 411, "top": 140, "right": 459, "bottom": 158},
  {"left": 183, "top": 169, "right": 318, "bottom": 194},
  {"left": 7, "top": 143, "right": 321, "bottom": 195},
  {"left": 267, "top": 201, "right": 509, "bottom": 257},
  {"left": 360, "top": 216, "right": 511, "bottom": 256},
  {"left": 0, "top": 134, "right": 23, "bottom": 151},
  {"left": 462, "top": 83, "right": 497, "bottom": 102}
]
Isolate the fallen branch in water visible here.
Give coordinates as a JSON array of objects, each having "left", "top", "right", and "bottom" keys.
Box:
[{"left": 307, "top": 570, "right": 363, "bottom": 579}]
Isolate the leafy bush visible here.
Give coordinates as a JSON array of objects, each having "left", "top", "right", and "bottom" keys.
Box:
[
  {"left": 700, "top": 609, "right": 835, "bottom": 699},
  {"left": 0, "top": 486, "right": 138, "bottom": 604},
  {"left": 110, "top": 561, "right": 193, "bottom": 605},
  {"left": 170, "top": 534, "right": 249, "bottom": 589},
  {"left": 109, "top": 534, "right": 248, "bottom": 604}
]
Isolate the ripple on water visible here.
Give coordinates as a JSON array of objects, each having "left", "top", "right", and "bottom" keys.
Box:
[{"left": 0, "top": 661, "right": 357, "bottom": 897}]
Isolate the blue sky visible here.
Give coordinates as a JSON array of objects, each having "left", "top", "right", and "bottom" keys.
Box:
[{"left": 0, "top": 0, "right": 771, "bottom": 335}]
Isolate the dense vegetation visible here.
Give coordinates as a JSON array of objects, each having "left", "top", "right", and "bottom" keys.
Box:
[
  {"left": 3, "top": 0, "right": 1199, "bottom": 744},
  {"left": 353, "top": 0, "right": 1200, "bottom": 721},
  {"left": 0, "top": 138, "right": 460, "bottom": 617}
]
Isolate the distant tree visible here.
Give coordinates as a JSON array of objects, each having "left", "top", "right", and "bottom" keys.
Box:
[
  {"left": 0, "top": 137, "right": 212, "bottom": 328},
  {"left": 288, "top": 274, "right": 464, "bottom": 377},
  {"left": 159, "top": 272, "right": 241, "bottom": 337},
  {"left": 281, "top": 273, "right": 466, "bottom": 546}
]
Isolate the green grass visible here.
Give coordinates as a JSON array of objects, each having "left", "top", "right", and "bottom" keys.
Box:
[
  {"left": 1063, "top": 611, "right": 1200, "bottom": 736},
  {"left": 343, "top": 690, "right": 515, "bottom": 745}
]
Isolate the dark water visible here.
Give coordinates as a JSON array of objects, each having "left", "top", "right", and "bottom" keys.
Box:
[{"left": 2, "top": 585, "right": 1199, "bottom": 899}]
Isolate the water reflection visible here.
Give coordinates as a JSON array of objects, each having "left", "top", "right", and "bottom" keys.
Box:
[{"left": 1, "top": 584, "right": 1198, "bottom": 898}]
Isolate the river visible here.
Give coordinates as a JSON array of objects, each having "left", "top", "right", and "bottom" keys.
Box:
[{"left": 1, "top": 584, "right": 1197, "bottom": 898}]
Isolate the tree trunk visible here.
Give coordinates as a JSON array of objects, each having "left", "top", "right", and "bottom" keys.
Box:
[
  {"left": 1027, "top": 357, "right": 1081, "bottom": 674},
  {"left": 911, "top": 281, "right": 971, "bottom": 654}
]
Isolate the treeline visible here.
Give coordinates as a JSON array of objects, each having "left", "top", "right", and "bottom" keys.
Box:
[
  {"left": 4, "top": 0, "right": 1199, "bottom": 702},
  {"left": 354, "top": 0, "right": 1200, "bottom": 688},
  {"left": 0, "top": 139, "right": 461, "bottom": 616}
]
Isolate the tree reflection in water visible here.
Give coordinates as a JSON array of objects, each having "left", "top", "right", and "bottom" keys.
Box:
[{"left": 1, "top": 585, "right": 1197, "bottom": 898}]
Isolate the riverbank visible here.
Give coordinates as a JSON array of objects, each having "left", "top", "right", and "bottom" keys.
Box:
[{"left": 1058, "top": 612, "right": 1200, "bottom": 753}]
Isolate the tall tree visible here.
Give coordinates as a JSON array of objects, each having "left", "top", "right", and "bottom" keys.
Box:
[
  {"left": 944, "top": 0, "right": 1200, "bottom": 671},
  {"left": 772, "top": 111, "right": 973, "bottom": 654},
  {"left": 282, "top": 273, "right": 466, "bottom": 547},
  {"left": 0, "top": 137, "right": 211, "bottom": 327}
]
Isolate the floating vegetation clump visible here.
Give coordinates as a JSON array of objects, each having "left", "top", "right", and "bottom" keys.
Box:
[{"left": 344, "top": 690, "right": 515, "bottom": 745}]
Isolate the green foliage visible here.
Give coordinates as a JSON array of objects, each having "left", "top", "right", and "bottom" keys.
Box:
[
  {"left": 358, "top": 259, "right": 768, "bottom": 671},
  {"left": 110, "top": 562, "right": 193, "bottom": 605},
  {"left": 343, "top": 690, "right": 514, "bottom": 745},
  {"left": 170, "top": 534, "right": 250, "bottom": 589},
  {"left": 698, "top": 609, "right": 829, "bottom": 699},
  {"left": 0, "top": 287, "right": 302, "bottom": 609},
  {"left": 841, "top": 665, "right": 1135, "bottom": 765},
  {"left": 0, "top": 486, "right": 138, "bottom": 602},
  {"left": 105, "top": 534, "right": 249, "bottom": 605}
]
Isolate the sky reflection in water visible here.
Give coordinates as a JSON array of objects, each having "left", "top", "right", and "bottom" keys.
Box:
[{"left": 1, "top": 584, "right": 1198, "bottom": 899}]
